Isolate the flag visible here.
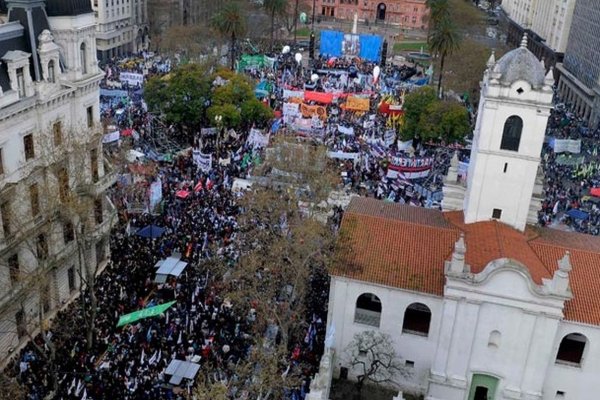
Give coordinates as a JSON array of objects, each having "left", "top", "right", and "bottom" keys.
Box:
[
  {"left": 81, "top": 389, "right": 87, "bottom": 400},
  {"left": 140, "top": 348, "right": 145, "bottom": 365},
  {"left": 194, "top": 180, "right": 203, "bottom": 192},
  {"left": 206, "top": 178, "right": 214, "bottom": 190},
  {"left": 177, "top": 330, "right": 183, "bottom": 344}
]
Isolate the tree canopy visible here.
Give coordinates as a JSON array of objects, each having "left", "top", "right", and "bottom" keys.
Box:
[{"left": 401, "top": 86, "right": 470, "bottom": 142}]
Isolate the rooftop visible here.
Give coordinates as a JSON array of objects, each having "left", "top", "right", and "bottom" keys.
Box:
[
  {"left": 335, "top": 197, "right": 600, "bottom": 326},
  {"left": 493, "top": 35, "right": 546, "bottom": 89}
]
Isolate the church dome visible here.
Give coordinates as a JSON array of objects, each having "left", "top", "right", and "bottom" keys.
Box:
[
  {"left": 46, "top": 0, "right": 92, "bottom": 17},
  {"left": 493, "top": 35, "right": 546, "bottom": 89}
]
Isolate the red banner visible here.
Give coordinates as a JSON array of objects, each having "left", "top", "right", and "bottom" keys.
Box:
[{"left": 304, "top": 91, "right": 334, "bottom": 104}]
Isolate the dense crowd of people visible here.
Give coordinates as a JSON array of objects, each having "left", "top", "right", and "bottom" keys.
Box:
[{"left": 7, "top": 37, "right": 600, "bottom": 400}]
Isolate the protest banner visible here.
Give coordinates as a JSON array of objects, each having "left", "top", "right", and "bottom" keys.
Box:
[
  {"left": 387, "top": 156, "right": 433, "bottom": 179},
  {"left": 283, "top": 89, "right": 304, "bottom": 99},
  {"left": 550, "top": 138, "right": 581, "bottom": 154},
  {"left": 119, "top": 72, "right": 144, "bottom": 86},
  {"left": 300, "top": 103, "right": 327, "bottom": 120},
  {"left": 192, "top": 149, "right": 212, "bottom": 172},
  {"left": 200, "top": 127, "right": 218, "bottom": 136},
  {"left": 384, "top": 130, "right": 396, "bottom": 147},
  {"left": 102, "top": 130, "right": 120, "bottom": 144},
  {"left": 117, "top": 301, "right": 176, "bottom": 327},
  {"left": 283, "top": 102, "right": 300, "bottom": 117},
  {"left": 345, "top": 96, "right": 370, "bottom": 112},
  {"left": 337, "top": 125, "right": 355, "bottom": 136}
]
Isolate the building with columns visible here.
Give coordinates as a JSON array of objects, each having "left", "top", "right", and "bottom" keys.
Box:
[
  {"left": 0, "top": 0, "right": 115, "bottom": 362},
  {"left": 90, "top": 0, "right": 148, "bottom": 61},
  {"left": 555, "top": 0, "right": 600, "bottom": 128},
  {"left": 326, "top": 38, "right": 600, "bottom": 400},
  {"left": 502, "top": 0, "right": 577, "bottom": 67},
  {"left": 306, "top": 0, "right": 428, "bottom": 30}
]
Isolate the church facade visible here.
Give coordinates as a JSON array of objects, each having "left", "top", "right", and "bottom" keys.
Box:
[
  {"left": 326, "top": 37, "right": 600, "bottom": 400},
  {"left": 0, "top": 0, "right": 115, "bottom": 362}
]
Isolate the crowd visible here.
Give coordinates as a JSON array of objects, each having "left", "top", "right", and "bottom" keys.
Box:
[{"left": 10, "top": 36, "right": 600, "bottom": 400}]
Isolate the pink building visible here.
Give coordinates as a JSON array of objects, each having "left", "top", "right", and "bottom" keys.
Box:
[{"left": 307, "top": 0, "right": 429, "bottom": 30}]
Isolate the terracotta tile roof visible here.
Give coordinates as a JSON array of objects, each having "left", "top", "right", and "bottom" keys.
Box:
[{"left": 335, "top": 197, "right": 600, "bottom": 326}]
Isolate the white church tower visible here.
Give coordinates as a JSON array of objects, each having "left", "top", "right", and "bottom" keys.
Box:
[{"left": 462, "top": 35, "right": 554, "bottom": 231}]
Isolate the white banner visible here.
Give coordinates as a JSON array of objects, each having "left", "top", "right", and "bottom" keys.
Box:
[
  {"left": 201, "top": 127, "right": 218, "bottom": 136},
  {"left": 337, "top": 125, "right": 355, "bottom": 136},
  {"left": 363, "top": 120, "right": 375, "bottom": 129},
  {"left": 384, "top": 130, "right": 396, "bottom": 147},
  {"left": 283, "top": 89, "right": 304, "bottom": 99},
  {"left": 551, "top": 138, "right": 581, "bottom": 154},
  {"left": 247, "top": 128, "right": 270, "bottom": 148},
  {"left": 192, "top": 149, "right": 212, "bottom": 172},
  {"left": 397, "top": 139, "right": 413, "bottom": 151},
  {"left": 328, "top": 151, "right": 360, "bottom": 161},
  {"left": 102, "top": 130, "right": 120, "bottom": 143},
  {"left": 282, "top": 102, "right": 300, "bottom": 117},
  {"left": 119, "top": 72, "right": 144, "bottom": 86}
]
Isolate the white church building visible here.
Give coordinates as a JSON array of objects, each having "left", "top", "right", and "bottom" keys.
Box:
[{"left": 326, "top": 37, "right": 600, "bottom": 400}]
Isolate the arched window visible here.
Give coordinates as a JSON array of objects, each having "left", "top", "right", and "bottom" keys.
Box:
[
  {"left": 500, "top": 115, "right": 523, "bottom": 151},
  {"left": 488, "top": 330, "right": 501, "bottom": 348},
  {"left": 402, "top": 302, "right": 431, "bottom": 336},
  {"left": 80, "top": 42, "right": 87, "bottom": 75},
  {"left": 47, "top": 60, "right": 55, "bottom": 83},
  {"left": 556, "top": 333, "right": 587, "bottom": 366},
  {"left": 354, "top": 293, "right": 382, "bottom": 327}
]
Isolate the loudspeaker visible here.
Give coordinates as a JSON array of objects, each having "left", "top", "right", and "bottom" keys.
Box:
[
  {"left": 381, "top": 40, "right": 388, "bottom": 67},
  {"left": 309, "top": 32, "right": 315, "bottom": 59}
]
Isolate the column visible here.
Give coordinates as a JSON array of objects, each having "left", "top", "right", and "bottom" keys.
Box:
[{"left": 431, "top": 298, "right": 459, "bottom": 378}]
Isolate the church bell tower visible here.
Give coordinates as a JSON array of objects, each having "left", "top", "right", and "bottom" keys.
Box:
[{"left": 463, "top": 35, "right": 554, "bottom": 231}]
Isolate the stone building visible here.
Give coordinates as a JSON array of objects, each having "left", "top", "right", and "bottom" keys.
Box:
[
  {"left": 0, "top": 0, "right": 115, "bottom": 362},
  {"left": 146, "top": 0, "right": 222, "bottom": 36},
  {"left": 326, "top": 38, "right": 600, "bottom": 400},
  {"left": 556, "top": 0, "right": 600, "bottom": 128}
]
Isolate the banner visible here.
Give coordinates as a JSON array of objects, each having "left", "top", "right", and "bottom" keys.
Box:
[
  {"left": 337, "top": 125, "right": 355, "bottom": 136},
  {"left": 304, "top": 91, "right": 334, "bottom": 104},
  {"left": 550, "top": 138, "right": 581, "bottom": 154},
  {"left": 384, "top": 130, "right": 396, "bottom": 147},
  {"left": 359, "top": 34, "right": 383, "bottom": 62},
  {"left": 119, "top": 72, "right": 144, "bottom": 86},
  {"left": 149, "top": 178, "right": 163, "bottom": 211},
  {"left": 397, "top": 139, "right": 413, "bottom": 151},
  {"left": 328, "top": 151, "right": 360, "bottom": 161},
  {"left": 102, "top": 130, "right": 120, "bottom": 144},
  {"left": 387, "top": 157, "right": 433, "bottom": 179},
  {"left": 283, "top": 102, "right": 300, "bottom": 117},
  {"left": 320, "top": 30, "right": 344, "bottom": 57},
  {"left": 201, "top": 127, "right": 218, "bottom": 136},
  {"left": 247, "top": 128, "right": 270, "bottom": 148},
  {"left": 117, "top": 301, "right": 176, "bottom": 327},
  {"left": 192, "top": 149, "right": 212, "bottom": 172},
  {"left": 345, "top": 96, "right": 370, "bottom": 112},
  {"left": 300, "top": 103, "right": 327, "bottom": 120},
  {"left": 100, "top": 88, "right": 129, "bottom": 98},
  {"left": 283, "top": 89, "right": 304, "bottom": 99}
]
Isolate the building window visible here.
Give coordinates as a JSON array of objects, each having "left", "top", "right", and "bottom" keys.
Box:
[
  {"left": 24, "top": 134, "right": 35, "bottom": 160},
  {"left": 0, "top": 148, "right": 4, "bottom": 175},
  {"left": 86, "top": 106, "right": 94, "bottom": 128},
  {"left": 53, "top": 121, "right": 63, "bottom": 147},
  {"left": 80, "top": 42, "right": 87, "bottom": 74},
  {"left": 90, "top": 148, "right": 99, "bottom": 183},
  {"left": 354, "top": 293, "right": 382, "bottom": 327},
  {"left": 29, "top": 183, "right": 40, "bottom": 218},
  {"left": 15, "top": 309, "right": 26, "bottom": 339},
  {"left": 556, "top": 333, "right": 587, "bottom": 366},
  {"left": 58, "top": 167, "right": 69, "bottom": 203},
  {"left": 500, "top": 115, "right": 523, "bottom": 151},
  {"left": 1, "top": 201, "right": 10, "bottom": 237},
  {"left": 402, "top": 302, "right": 431, "bottom": 336},
  {"left": 68, "top": 266, "right": 76, "bottom": 293},
  {"left": 37, "top": 233, "right": 48, "bottom": 259},
  {"left": 16, "top": 67, "right": 25, "bottom": 98},
  {"left": 488, "top": 330, "right": 501, "bottom": 348},
  {"left": 63, "top": 221, "right": 74, "bottom": 243},
  {"left": 41, "top": 282, "right": 51, "bottom": 314},
  {"left": 48, "top": 60, "right": 56, "bottom": 83},
  {"left": 8, "top": 253, "right": 19, "bottom": 285},
  {"left": 492, "top": 208, "right": 502, "bottom": 219},
  {"left": 94, "top": 198, "right": 103, "bottom": 225}
]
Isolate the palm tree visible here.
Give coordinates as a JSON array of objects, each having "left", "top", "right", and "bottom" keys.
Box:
[
  {"left": 211, "top": 1, "right": 247, "bottom": 70},
  {"left": 263, "top": 0, "right": 287, "bottom": 51},
  {"left": 428, "top": 17, "right": 460, "bottom": 97},
  {"left": 426, "top": 0, "right": 450, "bottom": 31}
]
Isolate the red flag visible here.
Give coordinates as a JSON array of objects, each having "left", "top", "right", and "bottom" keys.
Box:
[
  {"left": 194, "top": 181, "right": 203, "bottom": 192},
  {"left": 206, "top": 178, "right": 214, "bottom": 190}
]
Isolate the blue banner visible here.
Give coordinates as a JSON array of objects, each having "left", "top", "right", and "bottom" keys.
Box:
[
  {"left": 320, "top": 30, "right": 344, "bottom": 58},
  {"left": 359, "top": 34, "right": 383, "bottom": 62}
]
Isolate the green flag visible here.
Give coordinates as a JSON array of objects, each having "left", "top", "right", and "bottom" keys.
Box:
[{"left": 116, "top": 301, "right": 176, "bottom": 327}]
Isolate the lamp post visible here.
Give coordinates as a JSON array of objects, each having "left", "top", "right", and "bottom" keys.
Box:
[
  {"left": 214, "top": 114, "right": 223, "bottom": 156},
  {"left": 295, "top": 52, "right": 302, "bottom": 79},
  {"left": 311, "top": 0, "right": 316, "bottom": 32}
]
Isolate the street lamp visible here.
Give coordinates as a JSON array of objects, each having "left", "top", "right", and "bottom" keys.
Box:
[
  {"left": 214, "top": 114, "right": 223, "bottom": 156},
  {"left": 295, "top": 53, "right": 303, "bottom": 78},
  {"left": 311, "top": 0, "right": 316, "bottom": 32}
]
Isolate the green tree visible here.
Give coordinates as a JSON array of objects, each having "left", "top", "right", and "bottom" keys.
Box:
[
  {"left": 263, "top": 0, "right": 288, "bottom": 51},
  {"left": 211, "top": 1, "right": 248, "bottom": 70},
  {"left": 241, "top": 98, "right": 274, "bottom": 128},
  {"left": 420, "top": 100, "right": 470, "bottom": 142},
  {"left": 426, "top": 0, "right": 450, "bottom": 31},
  {"left": 401, "top": 86, "right": 437, "bottom": 139},
  {"left": 206, "top": 103, "right": 242, "bottom": 129},
  {"left": 428, "top": 17, "right": 461, "bottom": 97},
  {"left": 144, "top": 63, "right": 212, "bottom": 131},
  {"left": 211, "top": 74, "right": 254, "bottom": 106}
]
